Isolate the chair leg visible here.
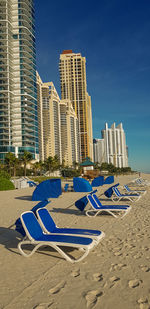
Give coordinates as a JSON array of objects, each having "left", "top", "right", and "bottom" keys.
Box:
[{"left": 18, "top": 240, "right": 92, "bottom": 263}]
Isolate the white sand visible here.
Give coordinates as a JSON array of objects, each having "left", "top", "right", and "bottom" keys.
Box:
[{"left": 0, "top": 173, "right": 150, "bottom": 309}]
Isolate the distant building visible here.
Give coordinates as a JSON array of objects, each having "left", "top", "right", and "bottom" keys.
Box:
[
  {"left": 101, "top": 123, "right": 128, "bottom": 168},
  {"left": 37, "top": 73, "right": 62, "bottom": 162},
  {"left": 60, "top": 99, "right": 80, "bottom": 166},
  {"left": 59, "top": 50, "right": 93, "bottom": 162},
  {"left": 93, "top": 138, "right": 105, "bottom": 164}
]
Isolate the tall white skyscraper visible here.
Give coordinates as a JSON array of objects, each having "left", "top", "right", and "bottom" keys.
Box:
[
  {"left": 0, "top": 0, "right": 39, "bottom": 161},
  {"left": 93, "top": 138, "right": 105, "bottom": 164},
  {"left": 101, "top": 123, "right": 128, "bottom": 168}
]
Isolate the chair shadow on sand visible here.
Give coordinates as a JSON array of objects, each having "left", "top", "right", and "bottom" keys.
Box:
[
  {"left": 0, "top": 227, "right": 81, "bottom": 261},
  {"left": 15, "top": 195, "right": 32, "bottom": 201},
  {"left": 51, "top": 207, "right": 85, "bottom": 216}
]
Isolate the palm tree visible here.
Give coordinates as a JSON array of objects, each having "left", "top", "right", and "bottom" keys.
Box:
[
  {"left": 32, "top": 162, "right": 40, "bottom": 176},
  {"left": 45, "top": 156, "right": 54, "bottom": 176},
  {"left": 12, "top": 157, "right": 20, "bottom": 177},
  {"left": 73, "top": 161, "right": 79, "bottom": 170},
  {"left": 5, "top": 152, "right": 16, "bottom": 176},
  {"left": 45, "top": 155, "right": 59, "bottom": 176},
  {"left": 21, "top": 151, "right": 33, "bottom": 176}
]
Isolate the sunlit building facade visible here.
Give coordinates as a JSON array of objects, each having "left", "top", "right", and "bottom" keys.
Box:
[
  {"left": 59, "top": 50, "right": 93, "bottom": 162},
  {"left": 37, "top": 74, "right": 62, "bottom": 162},
  {"left": 0, "top": 0, "right": 39, "bottom": 161},
  {"left": 93, "top": 138, "right": 105, "bottom": 164},
  {"left": 101, "top": 122, "right": 128, "bottom": 168},
  {"left": 60, "top": 99, "right": 80, "bottom": 166}
]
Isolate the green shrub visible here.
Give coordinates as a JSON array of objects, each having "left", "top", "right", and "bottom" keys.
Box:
[
  {"left": 61, "top": 168, "right": 81, "bottom": 178},
  {"left": 31, "top": 176, "right": 61, "bottom": 183},
  {"left": 0, "top": 170, "right": 11, "bottom": 179},
  {"left": 0, "top": 177, "right": 15, "bottom": 191}
]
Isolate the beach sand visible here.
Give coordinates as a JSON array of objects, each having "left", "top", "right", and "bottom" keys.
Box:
[{"left": 0, "top": 173, "right": 150, "bottom": 309}]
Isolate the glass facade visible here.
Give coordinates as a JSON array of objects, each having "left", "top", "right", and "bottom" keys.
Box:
[{"left": 0, "top": 0, "right": 38, "bottom": 161}]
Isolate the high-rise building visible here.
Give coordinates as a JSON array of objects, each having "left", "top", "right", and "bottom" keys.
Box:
[
  {"left": 0, "top": 0, "right": 38, "bottom": 161},
  {"left": 60, "top": 99, "right": 80, "bottom": 166},
  {"left": 93, "top": 138, "right": 105, "bottom": 164},
  {"left": 59, "top": 50, "right": 93, "bottom": 162},
  {"left": 101, "top": 122, "right": 128, "bottom": 168},
  {"left": 37, "top": 73, "right": 62, "bottom": 162}
]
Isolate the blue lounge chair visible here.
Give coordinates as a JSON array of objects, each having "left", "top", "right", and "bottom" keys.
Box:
[
  {"left": 87, "top": 194, "right": 131, "bottom": 218},
  {"left": 123, "top": 184, "right": 146, "bottom": 195},
  {"left": 36, "top": 208, "right": 105, "bottom": 243},
  {"left": 112, "top": 187, "right": 141, "bottom": 202},
  {"left": 64, "top": 183, "right": 69, "bottom": 192},
  {"left": 18, "top": 211, "right": 96, "bottom": 263},
  {"left": 135, "top": 178, "right": 150, "bottom": 186}
]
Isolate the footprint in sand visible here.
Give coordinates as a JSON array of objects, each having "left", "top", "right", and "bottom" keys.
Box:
[
  {"left": 110, "top": 263, "right": 127, "bottom": 271},
  {"left": 139, "top": 304, "right": 150, "bottom": 309},
  {"left": 109, "top": 276, "right": 120, "bottom": 288},
  {"left": 140, "top": 265, "right": 150, "bottom": 272},
  {"left": 114, "top": 251, "right": 123, "bottom": 256},
  {"left": 93, "top": 273, "right": 103, "bottom": 282},
  {"left": 137, "top": 297, "right": 148, "bottom": 304},
  {"left": 49, "top": 280, "right": 66, "bottom": 294},
  {"left": 71, "top": 268, "right": 80, "bottom": 277},
  {"left": 109, "top": 276, "right": 120, "bottom": 282},
  {"left": 85, "top": 290, "right": 103, "bottom": 308},
  {"left": 133, "top": 253, "right": 143, "bottom": 259},
  {"left": 34, "top": 302, "right": 53, "bottom": 309},
  {"left": 128, "top": 279, "right": 142, "bottom": 288}
]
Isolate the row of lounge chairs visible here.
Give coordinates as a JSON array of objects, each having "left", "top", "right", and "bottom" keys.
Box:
[{"left": 17, "top": 178, "right": 148, "bottom": 263}]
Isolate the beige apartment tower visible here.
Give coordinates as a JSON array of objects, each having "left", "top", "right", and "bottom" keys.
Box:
[
  {"left": 59, "top": 50, "right": 93, "bottom": 162},
  {"left": 60, "top": 99, "right": 80, "bottom": 166},
  {"left": 37, "top": 72, "right": 62, "bottom": 162}
]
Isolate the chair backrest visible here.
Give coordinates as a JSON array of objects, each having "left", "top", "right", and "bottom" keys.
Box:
[
  {"left": 21, "top": 211, "right": 43, "bottom": 240},
  {"left": 113, "top": 187, "right": 121, "bottom": 197},
  {"left": 64, "top": 184, "right": 69, "bottom": 192},
  {"left": 124, "top": 185, "right": 130, "bottom": 192},
  {"left": 87, "top": 194, "right": 100, "bottom": 210},
  {"left": 36, "top": 208, "right": 56, "bottom": 232},
  {"left": 92, "top": 194, "right": 102, "bottom": 207}
]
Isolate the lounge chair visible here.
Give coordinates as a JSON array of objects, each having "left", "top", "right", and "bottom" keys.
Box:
[
  {"left": 133, "top": 178, "right": 150, "bottom": 187},
  {"left": 123, "top": 184, "right": 146, "bottom": 195},
  {"left": 86, "top": 194, "right": 131, "bottom": 218},
  {"left": 64, "top": 183, "right": 69, "bottom": 192},
  {"left": 18, "top": 211, "right": 96, "bottom": 263},
  {"left": 137, "top": 178, "right": 150, "bottom": 186},
  {"left": 36, "top": 208, "right": 105, "bottom": 243},
  {"left": 112, "top": 187, "right": 141, "bottom": 202}
]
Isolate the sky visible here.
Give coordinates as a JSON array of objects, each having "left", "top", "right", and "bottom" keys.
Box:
[{"left": 35, "top": 0, "right": 150, "bottom": 173}]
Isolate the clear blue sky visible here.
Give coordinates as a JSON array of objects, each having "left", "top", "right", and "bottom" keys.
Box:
[{"left": 35, "top": 0, "right": 150, "bottom": 173}]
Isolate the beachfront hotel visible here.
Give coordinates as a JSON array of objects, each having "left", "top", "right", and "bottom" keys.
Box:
[
  {"left": 0, "top": 0, "right": 39, "bottom": 161},
  {"left": 37, "top": 72, "right": 80, "bottom": 166},
  {"left": 93, "top": 123, "right": 128, "bottom": 168},
  {"left": 60, "top": 99, "right": 80, "bottom": 166},
  {"left": 102, "top": 122, "right": 128, "bottom": 168},
  {"left": 93, "top": 138, "right": 105, "bottom": 164},
  {"left": 59, "top": 50, "right": 93, "bottom": 162},
  {"left": 36, "top": 72, "right": 62, "bottom": 163}
]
